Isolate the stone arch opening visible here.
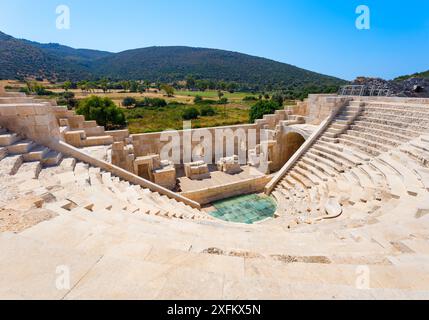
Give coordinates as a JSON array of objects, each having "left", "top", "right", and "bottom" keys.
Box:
[{"left": 283, "top": 132, "right": 306, "bottom": 163}]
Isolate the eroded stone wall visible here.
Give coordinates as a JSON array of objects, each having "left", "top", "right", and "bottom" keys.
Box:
[
  {"left": 131, "top": 123, "right": 261, "bottom": 165},
  {"left": 181, "top": 175, "right": 273, "bottom": 205},
  {"left": 0, "top": 103, "right": 61, "bottom": 144},
  {"left": 306, "top": 95, "right": 352, "bottom": 125}
]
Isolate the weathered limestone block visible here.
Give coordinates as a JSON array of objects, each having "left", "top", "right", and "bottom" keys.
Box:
[
  {"left": 182, "top": 175, "right": 271, "bottom": 205},
  {"left": 107, "top": 129, "right": 130, "bottom": 142},
  {"left": 217, "top": 155, "right": 242, "bottom": 174},
  {"left": 64, "top": 130, "right": 86, "bottom": 147},
  {"left": 84, "top": 126, "right": 105, "bottom": 137},
  {"left": 263, "top": 114, "right": 278, "bottom": 129},
  {"left": 0, "top": 106, "right": 18, "bottom": 116},
  {"left": 59, "top": 118, "right": 70, "bottom": 127},
  {"left": 16, "top": 105, "right": 37, "bottom": 116},
  {"left": 67, "top": 115, "right": 86, "bottom": 129},
  {"left": 255, "top": 119, "right": 268, "bottom": 128},
  {"left": 81, "top": 135, "right": 114, "bottom": 147},
  {"left": 111, "top": 141, "right": 135, "bottom": 173},
  {"left": 133, "top": 154, "right": 160, "bottom": 178},
  {"left": 153, "top": 160, "right": 177, "bottom": 190},
  {"left": 0, "top": 104, "right": 61, "bottom": 144},
  {"left": 247, "top": 149, "right": 259, "bottom": 167},
  {"left": 83, "top": 120, "right": 97, "bottom": 128},
  {"left": 184, "top": 161, "right": 210, "bottom": 180}
]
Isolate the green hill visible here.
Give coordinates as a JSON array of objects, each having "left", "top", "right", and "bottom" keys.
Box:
[
  {"left": 92, "top": 46, "right": 345, "bottom": 91},
  {"left": 0, "top": 31, "right": 346, "bottom": 91},
  {"left": 395, "top": 70, "right": 429, "bottom": 81},
  {"left": 24, "top": 41, "right": 113, "bottom": 64},
  {"left": 0, "top": 31, "right": 92, "bottom": 80}
]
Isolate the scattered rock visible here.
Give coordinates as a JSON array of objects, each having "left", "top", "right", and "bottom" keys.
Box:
[
  {"left": 271, "top": 254, "right": 331, "bottom": 264},
  {"left": 228, "top": 251, "right": 264, "bottom": 259},
  {"left": 202, "top": 247, "right": 224, "bottom": 255},
  {"left": 350, "top": 77, "right": 429, "bottom": 97},
  {"left": 202, "top": 247, "right": 264, "bottom": 259},
  {"left": 0, "top": 208, "right": 57, "bottom": 233}
]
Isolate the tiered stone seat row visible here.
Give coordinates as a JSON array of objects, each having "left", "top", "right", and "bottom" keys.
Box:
[
  {"left": 0, "top": 127, "right": 209, "bottom": 224},
  {"left": 272, "top": 100, "right": 429, "bottom": 226}
]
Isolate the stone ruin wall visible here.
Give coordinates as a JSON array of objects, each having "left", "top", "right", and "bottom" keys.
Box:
[
  {"left": 0, "top": 91, "right": 356, "bottom": 179},
  {"left": 280, "top": 94, "right": 353, "bottom": 126},
  {"left": 181, "top": 175, "right": 273, "bottom": 205},
  {"left": 0, "top": 102, "right": 61, "bottom": 145},
  {"left": 304, "top": 95, "right": 353, "bottom": 125},
  {"left": 130, "top": 123, "right": 260, "bottom": 165},
  {"left": 286, "top": 101, "right": 308, "bottom": 118},
  {"left": 125, "top": 94, "right": 350, "bottom": 169}
]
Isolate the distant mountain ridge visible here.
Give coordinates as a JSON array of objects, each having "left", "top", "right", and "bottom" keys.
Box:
[
  {"left": 0, "top": 31, "right": 345, "bottom": 90},
  {"left": 24, "top": 41, "right": 113, "bottom": 63},
  {"left": 0, "top": 31, "right": 92, "bottom": 80}
]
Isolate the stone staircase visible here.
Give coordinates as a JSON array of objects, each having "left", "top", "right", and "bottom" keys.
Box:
[
  {"left": 0, "top": 127, "right": 209, "bottom": 229},
  {"left": 270, "top": 100, "right": 429, "bottom": 225},
  {"left": 0, "top": 95, "right": 126, "bottom": 148},
  {"left": 0, "top": 126, "right": 63, "bottom": 175},
  {"left": 59, "top": 115, "right": 116, "bottom": 147}
]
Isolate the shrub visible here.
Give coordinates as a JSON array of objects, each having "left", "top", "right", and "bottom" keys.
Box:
[
  {"left": 194, "top": 95, "right": 203, "bottom": 104},
  {"left": 167, "top": 101, "right": 186, "bottom": 106},
  {"left": 25, "top": 82, "right": 54, "bottom": 96},
  {"left": 76, "top": 96, "right": 126, "bottom": 130},
  {"left": 37, "top": 89, "right": 54, "bottom": 96},
  {"left": 57, "top": 91, "right": 78, "bottom": 110},
  {"left": 242, "top": 96, "right": 258, "bottom": 102},
  {"left": 160, "top": 84, "right": 175, "bottom": 97},
  {"left": 182, "top": 107, "right": 200, "bottom": 120},
  {"left": 199, "top": 99, "right": 217, "bottom": 105},
  {"left": 271, "top": 93, "right": 284, "bottom": 107},
  {"left": 135, "top": 97, "right": 167, "bottom": 108},
  {"left": 249, "top": 100, "right": 281, "bottom": 123},
  {"left": 19, "top": 87, "right": 30, "bottom": 94},
  {"left": 122, "top": 97, "right": 137, "bottom": 107},
  {"left": 200, "top": 105, "right": 216, "bottom": 117},
  {"left": 218, "top": 97, "right": 228, "bottom": 104},
  {"left": 32, "top": 84, "right": 54, "bottom": 96}
]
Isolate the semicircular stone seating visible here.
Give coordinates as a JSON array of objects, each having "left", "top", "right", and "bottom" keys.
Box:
[
  {"left": 272, "top": 100, "right": 429, "bottom": 226},
  {"left": 1, "top": 96, "right": 429, "bottom": 299}
]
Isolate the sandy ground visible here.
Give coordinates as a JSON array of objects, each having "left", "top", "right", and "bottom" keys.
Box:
[{"left": 0, "top": 208, "right": 57, "bottom": 233}]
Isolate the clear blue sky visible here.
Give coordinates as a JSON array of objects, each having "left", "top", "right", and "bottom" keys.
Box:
[{"left": 0, "top": 0, "right": 428, "bottom": 80}]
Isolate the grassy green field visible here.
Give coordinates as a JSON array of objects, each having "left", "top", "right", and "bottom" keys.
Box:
[
  {"left": 175, "top": 90, "right": 258, "bottom": 102},
  {"left": 125, "top": 103, "right": 250, "bottom": 134}
]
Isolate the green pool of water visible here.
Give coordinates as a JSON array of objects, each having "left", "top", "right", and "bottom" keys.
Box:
[{"left": 210, "top": 194, "right": 277, "bottom": 224}]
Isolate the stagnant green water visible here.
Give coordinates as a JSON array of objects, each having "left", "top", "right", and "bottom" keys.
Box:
[{"left": 210, "top": 194, "right": 277, "bottom": 224}]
